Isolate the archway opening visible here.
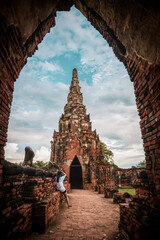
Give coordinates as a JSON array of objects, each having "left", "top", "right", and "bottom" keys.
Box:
[
  {"left": 0, "top": 2, "right": 159, "bottom": 239},
  {"left": 4, "top": 6, "right": 144, "bottom": 169},
  {"left": 69, "top": 156, "right": 83, "bottom": 189}
]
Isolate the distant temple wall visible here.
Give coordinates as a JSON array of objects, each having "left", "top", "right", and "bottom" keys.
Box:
[{"left": 96, "top": 164, "right": 147, "bottom": 190}]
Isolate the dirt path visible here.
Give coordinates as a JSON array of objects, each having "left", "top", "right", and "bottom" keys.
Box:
[{"left": 28, "top": 189, "right": 121, "bottom": 240}]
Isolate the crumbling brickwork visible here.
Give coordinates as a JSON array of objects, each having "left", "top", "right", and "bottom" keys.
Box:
[
  {"left": 104, "top": 185, "right": 118, "bottom": 198},
  {"left": 0, "top": 1, "right": 160, "bottom": 239},
  {"left": 115, "top": 167, "right": 146, "bottom": 188},
  {"left": 32, "top": 191, "right": 61, "bottom": 233},
  {"left": 1, "top": 177, "right": 32, "bottom": 239},
  {"left": 96, "top": 165, "right": 146, "bottom": 194},
  {"left": 0, "top": 165, "right": 70, "bottom": 239},
  {"left": 113, "top": 193, "right": 126, "bottom": 204},
  {"left": 121, "top": 57, "right": 160, "bottom": 239}
]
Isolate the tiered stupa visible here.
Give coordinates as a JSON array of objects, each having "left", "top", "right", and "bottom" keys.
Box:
[{"left": 50, "top": 68, "right": 104, "bottom": 189}]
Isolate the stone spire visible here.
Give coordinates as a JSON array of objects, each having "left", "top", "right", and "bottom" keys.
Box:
[
  {"left": 65, "top": 68, "right": 83, "bottom": 113},
  {"left": 50, "top": 68, "right": 105, "bottom": 188},
  {"left": 60, "top": 68, "right": 89, "bottom": 133}
]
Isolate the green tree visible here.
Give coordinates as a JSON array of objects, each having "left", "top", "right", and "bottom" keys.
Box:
[
  {"left": 32, "top": 161, "right": 49, "bottom": 169},
  {"left": 101, "top": 141, "right": 118, "bottom": 167},
  {"left": 136, "top": 160, "right": 146, "bottom": 168}
]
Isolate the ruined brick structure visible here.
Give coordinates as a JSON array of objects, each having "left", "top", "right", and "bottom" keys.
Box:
[
  {"left": 1, "top": 161, "right": 70, "bottom": 238},
  {"left": 0, "top": 1, "right": 160, "bottom": 239},
  {"left": 103, "top": 165, "right": 147, "bottom": 188},
  {"left": 50, "top": 68, "right": 104, "bottom": 189},
  {"left": 115, "top": 167, "right": 146, "bottom": 188},
  {"left": 96, "top": 165, "right": 146, "bottom": 194}
]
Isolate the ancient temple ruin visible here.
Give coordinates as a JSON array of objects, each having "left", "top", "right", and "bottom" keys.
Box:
[
  {"left": 1, "top": 1, "right": 160, "bottom": 239},
  {"left": 50, "top": 68, "right": 104, "bottom": 189}
]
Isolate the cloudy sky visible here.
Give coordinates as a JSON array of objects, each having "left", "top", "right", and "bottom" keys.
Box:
[{"left": 5, "top": 6, "right": 144, "bottom": 168}]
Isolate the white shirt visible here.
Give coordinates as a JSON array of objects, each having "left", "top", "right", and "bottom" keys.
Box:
[{"left": 55, "top": 176, "right": 66, "bottom": 192}]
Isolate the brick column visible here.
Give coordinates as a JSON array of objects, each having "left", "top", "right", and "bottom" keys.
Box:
[
  {"left": 0, "top": 17, "right": 24, "bottom": 184},
  {"left": 126, "top": 56, "right": 160, "bottom": 205}
]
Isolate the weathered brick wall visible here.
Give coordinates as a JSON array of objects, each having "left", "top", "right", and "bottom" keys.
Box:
[
  {"left": 0, "top": 174, "right": 70, "bottom": 239},
  {"left": 22, "top": 176, "right": 56, "bottom": 202},
  {"left": 32, "top": 182, "right": 71, "bottom": 233},
  {"left": 0, "top": 176, "right": 32, "bottom": 239},
  {"left": 119, "top": 186, "right": 157, "bottom": 240},
  {"left": 83, "top": 183, "right": 93, "bottom": 190},
  {"left": 126, "top": 57, "right": 160, "bottom": 197},
  {"left": 115, "top": 167, "right": 146, "bottom": 188},
  {"left": 0, "top": 18, "right": 23, "bottom": 184},
  {"left": 96, "top": 165, "right": 146, "bottom": 194},
  {"left": 113, "top": 193, "right": 126, "bottom": 204},
  {"left": 32, "top": 191, "right": 61, "bottom": 233},
  {"left": 0, "top": 1, "right": 160, "bottom": 239},
  {"left": 105, "top": 165, "right": 115, "bottom": 184},
  {"left": 104, "top": 185, "right": 118, "bottom": 198},
  {"left": 96, "top": 162, "right": 159, "bottom": 239},
  {"left": 118, "top": 57, "right": 160, "bottom": 239},
  {"left": 1, "top": 176, "right": 30, "bottom": 239}
]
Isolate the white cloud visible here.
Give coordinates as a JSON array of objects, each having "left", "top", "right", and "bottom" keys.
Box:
[
  {"left": 5, "top": 143, "right": 24, "bottom": 163},
  {"left": 100, "top": 136, "right": 144, "bottom": 167},
  {"left": 37, "top": 61, "right": 63, "bottom": 73},
  {"left": 80, "top": 75, "right": 144, "bottom": 167},
  {"left": 7, "top": 73, "right": 70, "bottom": 146},
  {"left": 5, "top": 143, "right": 50, "bottom": 164},
  {"left": 34, "top": 146, "right": 50, "bottom": 162},
  {"left": 35, "top": 6, "right": 109, "bottom": 66}
]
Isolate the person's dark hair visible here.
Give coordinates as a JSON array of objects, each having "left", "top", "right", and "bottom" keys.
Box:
[{"left": 57, "top": 170, "right": 62, "bottom": 182}]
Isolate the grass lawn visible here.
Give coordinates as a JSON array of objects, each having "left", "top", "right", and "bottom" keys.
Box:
[{"left": 118, "top": 188, "right": 136, "bottom": 195}]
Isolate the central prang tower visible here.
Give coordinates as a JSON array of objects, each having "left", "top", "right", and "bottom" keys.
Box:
[{"left": 50, "top": 68, "right": 104, "bottom": 189}]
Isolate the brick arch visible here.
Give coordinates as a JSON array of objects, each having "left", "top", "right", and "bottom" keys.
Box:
[{"left": 0, "top": 1, "right": 160, "bottom": 237}]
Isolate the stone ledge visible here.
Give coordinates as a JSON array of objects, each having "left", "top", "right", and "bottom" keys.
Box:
[{"left": 3, "top": 160, "right": 56, "bottom": 178}]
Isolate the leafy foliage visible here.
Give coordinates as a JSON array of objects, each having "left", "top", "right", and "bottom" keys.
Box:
[
  {"left": 136, "top": 160, "right": 146, "bottom": 168},
  {"left": 14, "top": 161, "right": 50, "bottom": 169},
  {"left": 112, "top": 163, "right": 118, "bottom": 168},
  {"left": 101, "top": 141, "right": 118, "bottom": 168},
  {"left": 32, "top": 161, "right": 49, "bottom": 169}
]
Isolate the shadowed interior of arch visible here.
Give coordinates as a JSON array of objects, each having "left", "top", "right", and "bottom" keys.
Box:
[{"left": 69, "top": 156, "right": 83, "bottom": 189}]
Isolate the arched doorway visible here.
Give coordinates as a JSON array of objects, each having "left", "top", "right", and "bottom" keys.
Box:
[{"left": 69, "top": 156, "right": 83, "bottom": 189}]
